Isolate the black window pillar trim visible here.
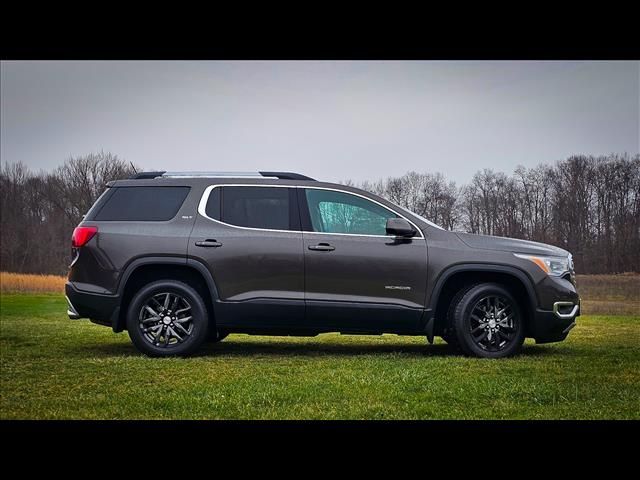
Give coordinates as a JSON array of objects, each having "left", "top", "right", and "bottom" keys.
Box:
[{"left": 296, "top": 188, "right": 313, "bottom": 231}]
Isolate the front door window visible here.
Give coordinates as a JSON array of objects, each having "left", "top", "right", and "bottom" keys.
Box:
[{"left": 304, "top": 189, "right": 398, "bottom": 236}]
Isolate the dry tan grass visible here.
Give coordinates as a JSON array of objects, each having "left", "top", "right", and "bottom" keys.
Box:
[
  {"left": 576, "top": 274, "right": 639, "bottom": 316},
  {"left": 579, "top": 300, "right": 639, "bottom": 316},
  {"left": 1, "top": 271, "right": 638, "bottom": 315},
  {"left": 576, "top": 273, "right": 639, "bottom": 301},
  {"left": 1, "top": 272, "right": 66, "bottom": 294}
]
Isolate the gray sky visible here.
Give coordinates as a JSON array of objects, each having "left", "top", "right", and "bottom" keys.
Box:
[{"left": 1, "top": 61, "right": 638, "bottom": 184}]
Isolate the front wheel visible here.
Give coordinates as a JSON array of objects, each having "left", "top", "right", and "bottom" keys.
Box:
[
  {"left": 449, "top": 283, "right": 525, "bottom": 358},
  {"left": 126, "top": 280, "right": 209, "bottom": 357}
]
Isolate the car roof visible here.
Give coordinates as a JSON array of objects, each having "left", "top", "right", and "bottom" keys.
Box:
[
  {"left": 127, "top": 171, "right": 315, "bottom": 181},
  {"left": 109, "top": 175, "right": 335, "bottom": 190},
  {"left": 109, "top": 171, "right": 317, "bottom": 187},
  {"left": 107, "top": 171, "right": 374, "bottom": 207}
]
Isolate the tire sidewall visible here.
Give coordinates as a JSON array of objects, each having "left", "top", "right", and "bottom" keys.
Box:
[
  {"left": 454, "top": 283, "right": 525, "bottom": 358},
  {"left": 126, "top": 280, "right": 209, "bottom": 357}
]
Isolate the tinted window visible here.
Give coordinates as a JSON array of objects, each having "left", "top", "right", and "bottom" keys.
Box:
[
  {"left": 84, "top": 187, "right": 113, "bottom": 219},
  {"left": 304, "top": 189, "right": 398, "bottom": 235},
  {"left": 205, "top": 187, "right": 221, "bottom": 220},
  {"left": 93, "top": 186, "right": 190, "bottom": 221},
  {"left": 222, "top": 186, "right": 290, "bottom": 230}
]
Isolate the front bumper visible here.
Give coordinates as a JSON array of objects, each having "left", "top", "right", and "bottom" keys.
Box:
[
  {"left": 65, "top": 282, "right": 119, "bottom": 329},
  {"left": 529, "top": 274, "right": 580, "bottom": 343},
  {"left": 532, "top": 299, "right": 580, "bottom": 344}
]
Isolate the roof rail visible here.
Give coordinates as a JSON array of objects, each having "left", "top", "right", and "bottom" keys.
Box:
[
  {"left": 129, "top": 171, "right": 316, "bottom": 181},
  {"left": 129, "top": 171, "right": 166, "bottom": 179},
  {"left": 258, "top": 171, "right": 315, "bottom": 181}
]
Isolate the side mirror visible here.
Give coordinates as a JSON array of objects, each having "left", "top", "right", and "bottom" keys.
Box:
[{"left": 386, "top": 218, "right": 416, "bottom": 237}]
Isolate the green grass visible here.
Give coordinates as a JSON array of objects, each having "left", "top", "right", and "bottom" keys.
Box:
[{"left": 1, "top": 293, "right": 639, "bottom": 419}]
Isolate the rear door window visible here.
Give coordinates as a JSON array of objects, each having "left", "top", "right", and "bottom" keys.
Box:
[
  {"left": 93, "top": 186, "right": 190, "bottom": 221},
  {"left": 221, "top": 186, "right": 294, "bottom": 230},
  {"left": 204, "top": 187, "right": 221, "bottom": 220}
]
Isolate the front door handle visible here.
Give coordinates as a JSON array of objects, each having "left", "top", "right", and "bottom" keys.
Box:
[
  {"left": 308, "top": 243, "right": 335, "bottom": 251},
  {"left": 195, "top": 239, "right": 222, "bottom": 248}
]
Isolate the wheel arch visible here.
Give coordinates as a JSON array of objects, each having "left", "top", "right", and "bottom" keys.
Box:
[
  {"left": 113, "top": 256, "right": 219, "bottom": 332},
  {"left": 429, "top": 263, "right": 538, "bottom": 336}
]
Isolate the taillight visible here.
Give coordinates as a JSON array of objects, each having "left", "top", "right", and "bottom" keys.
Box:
[{"left": 71, "top": 226, "right": 98, "bottom": 248}]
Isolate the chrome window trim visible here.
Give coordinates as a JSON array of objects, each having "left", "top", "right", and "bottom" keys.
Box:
[
  {"left": 197, "top": 184, "right": 296, "bottom": 235},
  {"left": 197, "top": 184, "right": 424, "bottom": 239}
]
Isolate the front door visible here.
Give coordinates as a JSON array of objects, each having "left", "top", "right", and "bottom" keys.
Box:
[{"left": 299, "top": 187, "right": 428, "bottom": 333}]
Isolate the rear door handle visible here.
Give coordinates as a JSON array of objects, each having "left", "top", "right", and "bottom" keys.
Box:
[
  {"left": 308, "top": 243, "right": 335, "bottom": 251},
  {"left": 195, "top": 239, "right": 222, "bottom": 248}
]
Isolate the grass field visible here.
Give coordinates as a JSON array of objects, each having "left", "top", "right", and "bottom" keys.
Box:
[{"left": 1, "top": 293, "right": 638, "bottom": 419}]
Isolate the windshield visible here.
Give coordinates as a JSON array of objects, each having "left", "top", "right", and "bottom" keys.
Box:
[{"left": 390, "top": 202, "right": 445, "bottom": 231}]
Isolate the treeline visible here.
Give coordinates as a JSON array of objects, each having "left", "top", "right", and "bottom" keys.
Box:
[
  {"left": 1, "top": 152, "right": 138, "bottom": 275},
  {"left": 1, "top": 152, "right": 639, "bottom": 275},
  {"left": 346, "top": 153, "right": 640, "bottom": 274}
]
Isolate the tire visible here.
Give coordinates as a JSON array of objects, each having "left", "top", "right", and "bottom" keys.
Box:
[
  {"left": 126, "top": 280, "right": 209, "bottom": 357},
  {"left": 441, "top": 283, "right": 479, "bottom": 351},
  {"left": 449, "top": 283, "right": 525, "bottom": 358}
]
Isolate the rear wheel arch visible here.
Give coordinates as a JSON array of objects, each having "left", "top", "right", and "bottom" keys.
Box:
[
  {"left": 430, "top": 264, "right": 537, "bottom": 337},
  {"left": 115, "top": 257, "right": 219, "bottom": 332}
]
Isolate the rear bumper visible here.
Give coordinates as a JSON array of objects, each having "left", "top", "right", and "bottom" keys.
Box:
[
  {"left": 532, "top": 299, "right": 580, "bottom": 344},
  {"left": 66, "top": 295, "right": 81, "bottom": 319},
  {"left": 65, "top": 282, "right": 119, "bottom": 329}
]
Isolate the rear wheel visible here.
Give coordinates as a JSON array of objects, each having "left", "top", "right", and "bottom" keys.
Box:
[
  {"left": 126, "top": 280, "right": 209, "bottom": 357},
  {"left": 449, "top": 283, "right": 525, "bottom": 358}
]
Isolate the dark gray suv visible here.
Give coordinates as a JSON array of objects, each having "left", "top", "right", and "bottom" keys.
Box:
[{"left": 66, "top": 171, "right": 580, "bottom": 358}]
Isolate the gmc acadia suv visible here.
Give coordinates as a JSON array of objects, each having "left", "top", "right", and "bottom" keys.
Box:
[{"left": 66, "top": 171, "right": 580, "bottom": 358}]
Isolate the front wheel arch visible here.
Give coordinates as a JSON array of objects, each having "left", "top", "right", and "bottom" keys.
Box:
[{"left": 431, "top": 265, "right": 536, "bottom": 337}]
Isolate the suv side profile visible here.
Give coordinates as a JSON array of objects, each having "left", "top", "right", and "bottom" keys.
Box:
[{"left": 66, "top": 171, "right": 580, "bottom": 358}]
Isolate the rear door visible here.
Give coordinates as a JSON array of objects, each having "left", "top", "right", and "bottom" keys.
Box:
[
  {"left": 188, "top": 184, "right": 305, "bottom": 329},
  {"left": 300, "top": 187, "right": 428, "bottom": 333}
]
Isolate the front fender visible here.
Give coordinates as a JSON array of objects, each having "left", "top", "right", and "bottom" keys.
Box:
[{"left": 428, "top": 262, "right": 539, "bottom": 313}]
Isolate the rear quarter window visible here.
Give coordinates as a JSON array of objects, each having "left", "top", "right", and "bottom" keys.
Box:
[{"left": 92, "top": 186, "right": 190, "bottom": 221}]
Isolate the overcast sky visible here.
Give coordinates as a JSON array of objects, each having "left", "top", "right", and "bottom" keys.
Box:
[{"left": 1, "top": 61, "right": 638, "bottom": 184}]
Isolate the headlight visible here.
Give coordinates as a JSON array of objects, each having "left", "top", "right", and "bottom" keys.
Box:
[{"left": 514, "top": 253, "right": 571, "bottom": 276}]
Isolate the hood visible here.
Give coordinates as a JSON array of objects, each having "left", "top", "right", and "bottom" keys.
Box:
[{"left": 455, "top": 232, "right": 569, "bottom": 257}]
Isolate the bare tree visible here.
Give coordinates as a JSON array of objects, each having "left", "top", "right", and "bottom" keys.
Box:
[
  {"left": 344, "top": 153, "right": 640, "bottom": 274},
  {"left": 2, "top": 152, "right": 639, "bottom": 275},
  {"left": 0, "top": 152, "right": 139, "bottom": 275}
]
